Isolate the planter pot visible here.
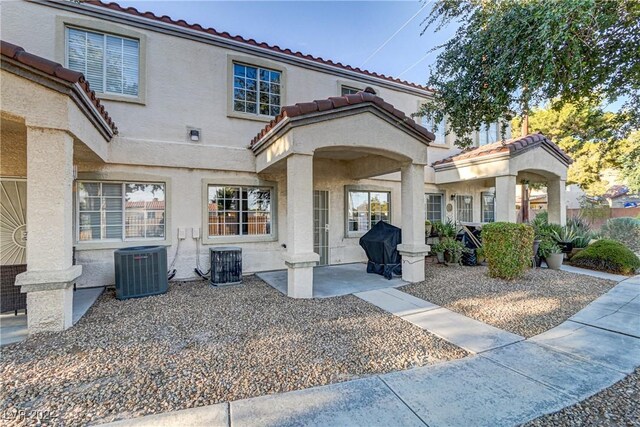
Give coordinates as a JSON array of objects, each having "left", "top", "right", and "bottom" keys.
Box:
[
  {"left": 557, "top": 241, "right": 573, "bottom": 254},
  {"left": 546, "top": 253, "right": 564, "bottom": 270},
  {"left": 436, "top": 252, "right": 445, "bottom": 263},
  {"left": 425, "top": 224, "right": 432, "bottom": 238},
  {"left": 532, "top": 240, "right": 541, "bottom": 268}
]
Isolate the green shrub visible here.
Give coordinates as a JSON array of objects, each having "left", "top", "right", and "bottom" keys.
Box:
[
  {"left": 482, "top": 222, "right": 535, "bottom": 279},
  {"left": 601, "top": 217, "right": 640, "bottom": 253},
  {"left": 571, "top": 239, "right": 640, "bottom": 275}
]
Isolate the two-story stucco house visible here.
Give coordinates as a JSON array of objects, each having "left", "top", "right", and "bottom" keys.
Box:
[{"left": 0, "top": 0, "right": 571, "bottom": 334}]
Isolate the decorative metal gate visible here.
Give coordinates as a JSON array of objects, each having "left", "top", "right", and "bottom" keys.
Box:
[
  {"left": 313, "top": 190, "right": 329, "bottom": 266},
  {"left": 1, "top": 179, "right": 27, "bottom": 265}
]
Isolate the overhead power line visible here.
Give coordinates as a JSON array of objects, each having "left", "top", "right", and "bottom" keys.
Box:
[{"left": 359, "top": 1, "right": 431, "bottom": 68}]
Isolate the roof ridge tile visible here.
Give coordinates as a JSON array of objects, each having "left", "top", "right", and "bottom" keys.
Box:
[
  {"left": 250, "top": 90, "right": 435, "bottom": 148},
  {"left": 1, "top": 39, "right": 118, "bottom": 134}
]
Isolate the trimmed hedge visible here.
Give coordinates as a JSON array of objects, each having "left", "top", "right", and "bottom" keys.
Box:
[
  {"left": 482, "top": 222, "right": 535, "bottom": 279},
  {"left": 571, "top": 239, "right": 640, "bottom": 275}
]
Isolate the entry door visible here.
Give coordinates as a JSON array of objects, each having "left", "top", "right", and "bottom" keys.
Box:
[
  {"left": 313, "top": 190, "right": 329, "bottom": 266},
  {"left": 1, "top": 179, "right": 27, "bottom": 265}
]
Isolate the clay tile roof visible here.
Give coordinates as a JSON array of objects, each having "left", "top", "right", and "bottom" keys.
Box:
[
  {"left": 431, "top": 133, "right": 572, "bottom": 167},
  {"left": 83, "top": 0, "right": 432, "bottom": 93},
  {"left": 250, "top": 90, "right": 436, "bottom": 148},
  {"left": 1, "top": 40, "right": 118, "bottom": 135},
  {"left": 603, "top": 184, "right": 629, "bottom": 199}
]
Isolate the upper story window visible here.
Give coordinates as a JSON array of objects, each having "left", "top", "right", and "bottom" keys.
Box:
[
  {"left": 233, "top": 63, "right": 281, "bottom": 116},
  {"left": 347, "top": 190, "right": 390, "bottom": 234},
  {"left": 341, "top": 85, "right": 361, "bottom": 96},
  {"left": 478, "top": 122, "right": 499, "bottom": 146},
  {"left": 77, "top": 182, "right": 165, "bottom": 242},
  {"left": 422, "top": 116, "right": 447, "bottom": 144},
  {"left": 66, "top": 27, "right": 139, "bottom": 97},
  {"left": 422, "top": 117, "right": 447, "bottom": 144}
]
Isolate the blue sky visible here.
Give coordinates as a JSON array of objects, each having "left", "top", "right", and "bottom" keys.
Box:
[{"left": 116, "top": 0, "right": 457, "bottom": 87}]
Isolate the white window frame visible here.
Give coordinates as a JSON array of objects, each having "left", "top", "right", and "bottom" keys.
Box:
[
  {"left": 425, "top": 193, "right": 445, "bottom": 223},
  {"left": 201, "top": 179, "right": 278, "bottom": 245},
  {"left": 421, "top": 116, "right": 447, "bottom": 145},
  {"left": 75, "top": 181, "right": 166, "bottom": 244},
  {"left": 340, "top": 85, "right": 361, "bottom": 96},
  {"left": 481, "top": 192, "right": 496, "bottom": 223},
  {"left": 345, "top": 188, "right": 392, "bottom": 237},
  {"left": 65, "top": 26, "right": 140, "bottom": 98},
  {"left": 232, "top": 62, "right": 282, "bottom": 117}
]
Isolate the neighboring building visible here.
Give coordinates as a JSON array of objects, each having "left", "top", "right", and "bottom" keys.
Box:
[{"left": 0, "top": 0, "right": 571, "bottom": 333}]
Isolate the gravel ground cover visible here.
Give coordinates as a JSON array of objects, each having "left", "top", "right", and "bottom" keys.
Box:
[
  {"left": 402, "top": 265, "right": 616, "bottom": 337},
  {"left": 525, "top": 367, "right": 640, "bottom": 426},
  {"left": 0, "top": 276, "right": 467, "bottom": 426}
]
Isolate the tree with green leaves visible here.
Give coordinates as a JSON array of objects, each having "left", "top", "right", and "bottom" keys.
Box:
[
  {"left": 510, "top": 98, "right": 629, "bottom": 195},
  {"left": 418, "top": 0, "right": 640, "bottom": 148}
]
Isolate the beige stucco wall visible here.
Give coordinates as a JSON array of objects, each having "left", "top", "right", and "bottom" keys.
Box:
[
  {"left": 73, "top": 158, "right": 420, "bottom": 287},
  {"left": 0, "top": 0, "right": 439, "bottom": 174}
]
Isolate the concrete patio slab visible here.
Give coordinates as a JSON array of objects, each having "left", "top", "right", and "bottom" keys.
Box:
[
  {"left": 570, "top": 303, "right": 640, "bottom": 338},
  {"left": 102, "top": 403, "right": 228, "bottom": 427},
  {"left": 381, "top": 356, "right": 572, "bottom": 427},
  {"left": 0, "top": 287, "right": 104, "bottom": 346},
  {"left": 258, "top": 263, "right": 406, "bottom": 298},
  {"left": 402, "top": 307, "right": 524, "bottom": 353},
  {"left": 482, "top": 341, "right": 626, "bottom": 400},
  {"left": 355, "top": 288, "right": 438, "bottom": 316},
  {"left": 558, "top": 264, "right": 629, "bottom": 282},
  {"left": 230, "top": 376, "right": 426, "bottom": 427},
  {"left": 530, "top": 321, "right": 640, "bottom": 374}
]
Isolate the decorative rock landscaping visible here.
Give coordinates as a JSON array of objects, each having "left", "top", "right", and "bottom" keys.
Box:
[
  {"left": 402, "top": 265, "right": 616, "bottom": 337},
  {"left": 526, "top": 367, "right": 639, "bottom": 427},
  {"left": 0, "top": 276, "right": 467, "bottom": 426}
]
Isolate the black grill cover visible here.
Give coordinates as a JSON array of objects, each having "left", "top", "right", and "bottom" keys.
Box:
[{"left": 359, "top": 221, "right": 402, "bottom": 280}]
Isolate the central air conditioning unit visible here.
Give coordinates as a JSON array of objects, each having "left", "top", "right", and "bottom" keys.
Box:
[
  {"left": 114, "top": 246, "right": 168, "bottom": 300},
  {"left": 210, "top": 247, "right": 242, "bottom": 286}
]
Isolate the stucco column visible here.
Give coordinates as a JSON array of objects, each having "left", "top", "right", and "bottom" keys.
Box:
[
  {"left": 15, "top": 127, "right": 81, "bottom": 334},
  {"left": 547, "top": 178, "right": 567, "bottom": 225},
  {"left": 495, "top": 175, "right": 517, "bottom": 222},
  {"left": 397, "top": 163, "right": 429, "bottom": 283},
  {"left": 283, "top": 154, "right": 319, "bottom": 298}
]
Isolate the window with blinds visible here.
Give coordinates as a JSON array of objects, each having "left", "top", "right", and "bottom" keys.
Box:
[
  {"left": 66, "top": 27, "right": 139, "bottom": 97},
  {"left": 77, "top": 182, "right": 165, "bottom": 242}
]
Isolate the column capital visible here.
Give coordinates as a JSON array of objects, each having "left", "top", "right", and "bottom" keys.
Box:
[
  {"left": 283, "top": 252, "right": 319, "bottom": 268},
  {"left": 16, "top": 265, "right": 82, "bottom": 293}
]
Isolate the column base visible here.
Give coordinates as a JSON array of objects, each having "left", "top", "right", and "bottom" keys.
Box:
[
  {"left": 16, "top": 265, "right": 81, "bottom": 334},
  {"left": 283, "top": 252, "right": 319, "bottom": 299},
  {"left": 398, "top": 244, "right": 430, "bottom": 283}
]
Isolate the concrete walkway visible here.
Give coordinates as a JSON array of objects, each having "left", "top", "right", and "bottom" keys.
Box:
[
  {"left": 101, "top": 274, "right": 640, "bottom": 427},
  {"left": 356, "top": 287, "right": 524, "bottom": 353},
  {"left": 0, "top": 287, "right": 104, "bottom": 346}
]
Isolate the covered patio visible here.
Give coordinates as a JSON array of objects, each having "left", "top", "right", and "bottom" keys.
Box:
[
  {"left": 257, "top": 262, "right": 407, "bottom": 298},
  {"left": 250, "top": 88, "right": 436, "bottom": 298},
  {"left": 432, "top": 133, "right": 572, "bottom": 225},
  {"left": 1, "top": 41, "right": 117, "bottom": 335}
]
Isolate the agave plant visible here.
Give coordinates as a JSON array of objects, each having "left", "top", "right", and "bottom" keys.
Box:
[{"left": 552, "top": 225, "right": 578, "bottom": 244}]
